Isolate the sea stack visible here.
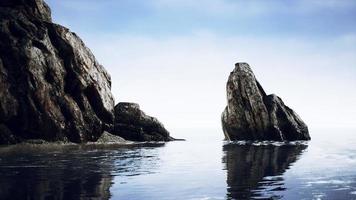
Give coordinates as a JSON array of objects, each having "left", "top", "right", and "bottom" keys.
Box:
[{"left": 221, "top": 63, "right": 310, "bottom": 141}]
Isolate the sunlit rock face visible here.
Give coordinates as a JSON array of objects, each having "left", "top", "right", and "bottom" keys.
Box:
[
  {"left": 0, "top": 0, "right": 114, "bottom": 144},
  {"left": 223, "top": 144, "right": 307, "bottom": 199},
  {"left": 113, "top": 103, "right": 173, "bottom": 142},
  {"left": 222, "top": 63, "right": 310, "bottom": 141}
]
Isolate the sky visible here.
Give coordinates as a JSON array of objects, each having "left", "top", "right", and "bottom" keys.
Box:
[{"left": 46, "top": 0, "right": 356, "bottom": 134}]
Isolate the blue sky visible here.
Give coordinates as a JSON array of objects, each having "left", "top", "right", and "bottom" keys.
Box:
[
  {"left": 46, "top": 0, "right": 356, "bottom": 133},
  {"left": 47, "top": 0, "right": 356, "bottom": 38}
]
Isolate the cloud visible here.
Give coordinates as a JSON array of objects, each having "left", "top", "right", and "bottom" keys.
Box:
[
  {"left": 338, "top": 33, "right": 356, "bottom": 45},
  {"left": 150, "top": 0, "right": 278, "bottom": 17},
  {"left": 51, "top": 0, "right": 356, "bottom": 20},
  {"left": 150, "top": 0, "right": 356, "bottom": 17},
  {"left": 79, "top": 31, "right": 356, "bottom": 132},
  {"left": 45, "top": 0, "right": 356, "bottom": 134},
  {"left": 53, "top": 0, "right": 117, "bottom": 12},
  {"left": 47, "top": 0, "right": 356, "bottom": 42},
  {"left": 300, "top": 0, "right": 356, "bottom": 9}
]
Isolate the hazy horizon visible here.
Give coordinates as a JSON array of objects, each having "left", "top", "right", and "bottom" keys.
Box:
[
  {"left": 2, "top": 2, "right": 356, "bottom": 199},
  {"left": 46, "top": 0, "right": 356, "bottom": 136}
]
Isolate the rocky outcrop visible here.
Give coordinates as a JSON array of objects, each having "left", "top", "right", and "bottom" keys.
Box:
[
  {"left": 113, "top": 103, "right": 173, "bottom": 141},
  {"left": 222, "top": 63, "right": 310, "bottom": 141},
  {"left": 0, "top": 0, "right": 177, "bottom": 145},
  {"left": 0, "top": 0, "right": 114, "bottom": 144}
]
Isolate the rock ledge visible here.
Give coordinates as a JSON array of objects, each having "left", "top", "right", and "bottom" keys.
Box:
[{"left": 113, "top": 102, "right": 174, "bottom": 142}]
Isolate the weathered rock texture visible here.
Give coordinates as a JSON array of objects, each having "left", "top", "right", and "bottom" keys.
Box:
[
  {"left": 222, "top": 63, "right": 310, "bottom": 141},
  {"left": 113, "top": 103, "right": 173, "bottom": 142},
  {"left": 0, "top": 0, "right": 114, "bottom": 144}
]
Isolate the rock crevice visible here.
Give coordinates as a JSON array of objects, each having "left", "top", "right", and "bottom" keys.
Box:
[
  {"left": 0, "top": 0, "right": 175, "bottom": 144},
  {"left": 0, "top": 0, "right": 114, "bottom": 144},
  {"left": 222, "top": 63, "right": 310, "bottom": 141}
]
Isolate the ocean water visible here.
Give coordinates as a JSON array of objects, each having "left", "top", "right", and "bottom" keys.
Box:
[{"left": 0, "top": 128, "right": 356, "bottom": 200}]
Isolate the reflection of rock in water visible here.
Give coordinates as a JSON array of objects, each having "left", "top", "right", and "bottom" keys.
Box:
[
  {"left": 223, "top": 144, "right": 307, "bottom": 199},
  {"left": 0, "top": 144, "right": 164, "bottom": 199}
]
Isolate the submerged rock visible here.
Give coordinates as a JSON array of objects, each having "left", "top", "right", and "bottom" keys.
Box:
[
  {"left": 0, "top": 0, "right": 114, "bottom": 144},
  {"left": 222, "top": 63, "right": 310, "bottom": 141},
  {"left": 113, "top": 103, "right": 173, "bottom": 141}
]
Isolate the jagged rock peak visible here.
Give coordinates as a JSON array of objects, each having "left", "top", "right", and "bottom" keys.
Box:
[
  {"left": 222, "top": 62, "right": 310, "bottom": 141},
  {"left": 0, "top": 0, "right": 114, "bottom": 144},
  {"left": 0, "top": 0, "right": 52, "bottom": 22}
]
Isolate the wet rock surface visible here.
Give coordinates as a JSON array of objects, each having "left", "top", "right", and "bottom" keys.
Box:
[
  {"left": 222, "top": 63, "right": 310, "bottom": 141},
  {"left": 0, "top": 0, "right": 114, "bottom": 144},
  {"left": 113, "top": 103, "right": 173, "bottom": 142},
  {"left": 94, "top": 131, "right": 130, "bottom": 145}
]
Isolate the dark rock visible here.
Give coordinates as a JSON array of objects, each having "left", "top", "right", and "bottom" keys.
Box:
[
  {"left": 0, "top": 124, "right": 19, "bottom": 144},
  {"left": 113, "top": 103, "right": 173, "bottom": 141},
  {"left": 94, "top": 131, "right": 129, "bottom": 144},
  {"left": 0, "top": 0, "right": 114, "bottom": 144},
  {"left": 223, "top": 144, "right": 307, "bottom": 199},
  {"left": 0, "top": 0, "right": 175, "bottom": 145},
  {"left": 222, "top": 63, "right": 310, "bottom": 141},
  {"left": 0, "top": 0, "right": 52, "bottom": 22}
]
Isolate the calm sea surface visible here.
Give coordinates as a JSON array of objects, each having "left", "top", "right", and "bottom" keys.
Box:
[{"left": 0, "top": 128, "right": 356, "bottom": 200}]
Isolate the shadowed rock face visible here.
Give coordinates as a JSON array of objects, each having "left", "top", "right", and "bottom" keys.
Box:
[
  {"left": 113, "top": 103, "right": 173, "bottom": 141},
  {"left": 223, "top": 144, "right": 307, "bottom": 199},
  {"left": 222, "top": 63, "right": 310, "bottom": 141},
  {"left": 0, "top": 0, "right": 114, "bottom": 144}
]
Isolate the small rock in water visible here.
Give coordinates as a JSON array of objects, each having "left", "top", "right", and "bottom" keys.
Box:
[
  {"left": 222, "top": 63, "right": 311, "bottom": 141},
  {"left": 95, "top": 131, "right": 128, "bottom": 144},
  {"left": 112, "top": 102, "right": 174, "bottom": 142}
]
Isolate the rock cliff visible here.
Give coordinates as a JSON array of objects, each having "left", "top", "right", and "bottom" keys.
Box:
[
  {"left": 113, "top": 103, "right": 173, "bottom": 141},
  {"left": 0, "top": 0, "right": 175, "bottom": 144},
  {"left": 222, "top": 63, "right": 310, "bottom": 141},
  {"left": 0, "top": 0, "right": 114, "bottom": 144}
]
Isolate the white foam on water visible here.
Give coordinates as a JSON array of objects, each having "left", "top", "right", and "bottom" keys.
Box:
[
  {"left": 226, "top": 140, "right": 309, "bottom": 146},
  {"left": 307, "top": 179, "right": 351, "bottom": 185},
  {"left": 191, "top": 196, "right": 224, "bottom": 200}
]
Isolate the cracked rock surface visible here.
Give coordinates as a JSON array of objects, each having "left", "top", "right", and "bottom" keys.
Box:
[
  {"left": 0, "top": 0, "right": 114, "bottom": 144},
  {"left": 113, "top": 103, "right": 173, "bottom": 142},
  {"left": 222, "top": 63, "right": 310, "bottom": 141}
]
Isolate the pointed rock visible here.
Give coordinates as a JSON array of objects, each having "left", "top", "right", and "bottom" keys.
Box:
[{"left": 222, "top": 63, "right": 310, "bottom": 141}]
